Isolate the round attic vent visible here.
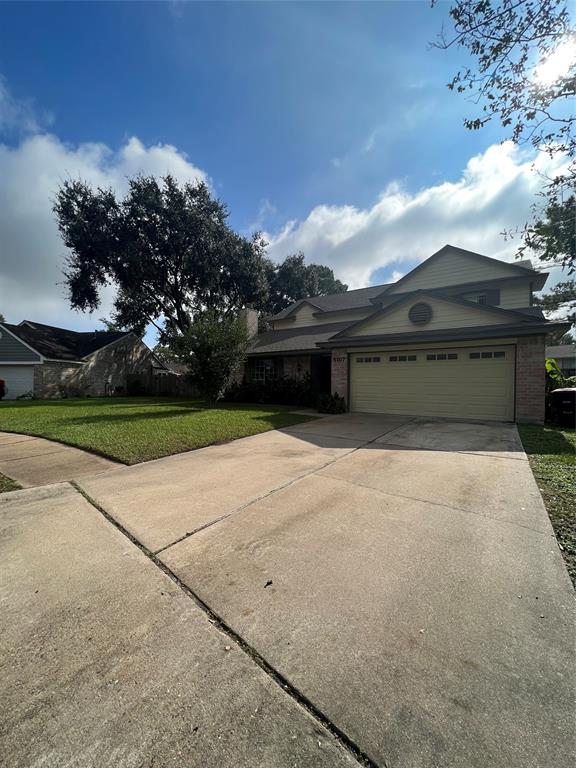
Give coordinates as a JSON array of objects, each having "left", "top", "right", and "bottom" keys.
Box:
[{"left": 408, "top": 302, "right": 433, "bottom": 325}]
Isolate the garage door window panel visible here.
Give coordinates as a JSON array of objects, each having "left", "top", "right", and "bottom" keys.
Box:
[
  {"left": 426, "top": 353, "right": 458, "bottom": 361},
  {"left": 470, "top": 351, "right": 507, "bottom": 360}
]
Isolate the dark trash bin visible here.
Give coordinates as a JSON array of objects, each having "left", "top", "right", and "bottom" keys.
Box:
[{"left": 549, "top": 388, "right": 576, "bottom": 428}]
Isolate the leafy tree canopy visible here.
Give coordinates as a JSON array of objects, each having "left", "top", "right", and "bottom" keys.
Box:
[
  {"left": 54, "top": 176, "right": 347, "bottom": 338},
  {"left": 54, "top": 175, "right": 269, "bottom": 341},
  {"left": 534, "top": 278, "right": 575, "bottom": 341},
  {"left": 433, "top": 0, "right": 576, "bottom": 271},
  {"left": 534, "top": 279, "right": 576, "bottom": 313},
  {"left": 262, "top": 253, "right": 348, "bottom": 317}
]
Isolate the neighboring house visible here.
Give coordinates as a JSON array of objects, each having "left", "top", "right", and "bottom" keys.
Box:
[
  {"left": 0, "top": 320, "right": 168, "bottom": 399},
  {"left": 546, "top": 344, "right": 576, "bottom": 377},
  {"left": 246, "top": 245, "right": 570, "bottom": 424}
]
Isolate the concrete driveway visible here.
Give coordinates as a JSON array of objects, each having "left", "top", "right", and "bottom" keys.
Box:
[
  {"left": 1, "top": 415, "right": 573, "bottom": 768},
  {"left": 0, "top": 431, "right": 118, "bottom": 487}
]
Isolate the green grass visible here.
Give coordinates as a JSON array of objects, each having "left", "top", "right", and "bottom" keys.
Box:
[
  {"left": 0, "top": 397, "right": 315, "bottom": 465},
  {"left": 0, "top": 472, "right": 21, "bottom": 494},
  {"left": 518, "top": 424, "right": 576, "bottom": 588}
]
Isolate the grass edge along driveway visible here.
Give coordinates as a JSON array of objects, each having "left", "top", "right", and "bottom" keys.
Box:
[
  {"left": 518, "top": 423, "right": 576, "bottom": 589},
  {"left": 0, "top": 397, "right": 316, "bottom": 465},
  {"left": 0, "top": 473, "right": 21, "bottom": 494}
]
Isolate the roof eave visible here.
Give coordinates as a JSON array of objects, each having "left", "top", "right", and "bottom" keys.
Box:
[{"left": 317, "top": 320, "right": 570, "bottom": 349}]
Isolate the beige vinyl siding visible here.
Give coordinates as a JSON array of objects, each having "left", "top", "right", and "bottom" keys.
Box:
[
  {"left": 499, "top": 283, "right": 531, "bottom": 309},
  {"left": 274, "top": 307, "right": 373, "bottom": 330},
  {"left": 350, "top": 345, "right": 515, "bottom": 421},
  {"left": 388, "top": 252, "right": 522, "bottom": 293},
  {"left": 287, "top": 303, "right": 318, "bottom": 327},
  {"left": 346, "top": 296, "right": 516, "bottom": 337}
]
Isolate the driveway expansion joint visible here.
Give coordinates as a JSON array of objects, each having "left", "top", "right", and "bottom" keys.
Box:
[
  {"left": 319, "top": 472, "right": 554, "bottom": 537},
  {"left": 378, "top": 440, "right": 527, "bottom": 462},
  {"left": 69, "top": 480, "right": 384, "bottom": 768},
  {"left": 155, "top": 418, "right": 418, "bottom": 554}
]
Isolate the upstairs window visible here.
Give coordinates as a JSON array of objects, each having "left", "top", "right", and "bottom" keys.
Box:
[
  {"left": 461, "top": 289, "right": 500, "bottom": 306},
  {"left": 463, "top": 293, "right": 487, "bottom": 305}
]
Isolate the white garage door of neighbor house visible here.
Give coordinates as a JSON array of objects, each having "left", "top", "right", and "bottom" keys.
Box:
[
  {"left": 0, "top": 365, "right": 34, "bottom": 400},
  {"left": 350, "top": 346, "right": 515, "bottom": 422}
]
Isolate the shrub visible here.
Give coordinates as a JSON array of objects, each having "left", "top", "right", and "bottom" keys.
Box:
[
  {"left": 225, "top": 373, "right": 315, "bottom": 407},
  {"left": 546, "top": 358, "right": 576, "bottom": 391},
  {"left": 171, "top": 312, "right": 249, "bottom": 402},
  {"left": 317, "top": 392, "right": 347, "bottom": 414}
]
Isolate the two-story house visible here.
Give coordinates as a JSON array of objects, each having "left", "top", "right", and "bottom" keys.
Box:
[{"left": 246, "top": 245, "right": 569, "bottom": 424}]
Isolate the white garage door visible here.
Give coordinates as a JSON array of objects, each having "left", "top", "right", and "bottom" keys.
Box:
[
  {"left": 0, "top": 365, "right": 34, "bottom": 400},
  {"left": 350, "top": 346, "right": 515, "bottom": 421}
]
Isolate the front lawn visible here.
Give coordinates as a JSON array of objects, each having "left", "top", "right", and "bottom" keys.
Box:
[
  {"left": 518, "top": 424, "right": 576, "bottom": 589},
  {"left": 0, "top": 397, "right": 315, "bottom": 465}
]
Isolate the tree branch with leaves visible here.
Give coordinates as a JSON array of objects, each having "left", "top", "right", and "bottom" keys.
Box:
[{"left": 433, "top": 0, "right": 575, "bottom": 271}]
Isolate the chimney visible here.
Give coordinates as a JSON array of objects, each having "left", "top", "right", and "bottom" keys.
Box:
[{"left": 239, "top": 308, "right": 258, "bottom": 339}]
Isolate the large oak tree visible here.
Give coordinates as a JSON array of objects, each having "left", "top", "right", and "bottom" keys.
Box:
[
  {"left": 54, "top": 175, "right": 269, "bottom": 340},
  {"left": 54, "top": 175, "right": 347, "bottom": 339}
]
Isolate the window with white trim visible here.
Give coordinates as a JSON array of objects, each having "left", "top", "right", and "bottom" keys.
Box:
[
  {"left": 356, "top": 356, "right": 381, "bottom": 363},
  {"left": 389, "top": 355, "right": 417, "bottom": 362},
  {"left": 253, "top": 358, "right": 275, "bottom": 382}
]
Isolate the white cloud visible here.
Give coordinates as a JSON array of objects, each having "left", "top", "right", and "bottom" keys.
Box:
[
  {"left": 0, "top": 75, "right": 53, "bottom": 136},
  {"left": 248, "top": 198, "right": 277, "bottom": 234},
  {"left": 0, "top": 132, "right": 207, "bottom": 330},
  {"left": 265, "top": 142, "right": 567, "bottom": 289}
]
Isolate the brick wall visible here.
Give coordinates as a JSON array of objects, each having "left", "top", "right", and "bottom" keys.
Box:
[
  {"left": 34, "top": 361, "right": 84, "bottom": 399},
  {"left": 331, "top": 349, "right": 348, "bottom": 404},
  {"left": 33, "top": 336, "right": 158, "bottom": 399},
  {"left": 516, "top": 336, "right": 545, "bottom": 424}
]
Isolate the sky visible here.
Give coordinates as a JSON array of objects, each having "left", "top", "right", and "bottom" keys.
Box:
[{"left": 0, "top": 0, "right": 568, "bottom": 337}]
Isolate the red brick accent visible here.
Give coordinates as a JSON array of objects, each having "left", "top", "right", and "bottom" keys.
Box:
[
  {"left": 515, "top": 336, "right": 545, "bottom": 424},
  {"left": 331, "top": 349, "right": 348, "bottom": 404}
]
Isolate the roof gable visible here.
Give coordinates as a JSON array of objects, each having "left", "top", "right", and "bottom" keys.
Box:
[
  {"left": 0, "top": 323, "right": 43, "bottom": 362},
  {"left": 378, "top": 245, "right": 540, "bottom": 297},
  {"left": 6, "top": 321, "right": 132, "bottom": 362},
  {"left": 332, "top": 291, "right": 533, "bottom": 340},
  {"left": 272, "top": 284, "right": 389, "bottom": 321}
]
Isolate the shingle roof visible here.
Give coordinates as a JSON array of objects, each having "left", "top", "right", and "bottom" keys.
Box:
[
  {"left": 317, "top": 320, "right": 570, "bottom": 348},
  {"left": 247, "top": 322, "right": 352, "bottom": 355},
  {"left": 273, "top": 249, "right": 542, "bottom": 322},
  {"left": 5, "top": 321, "right": 132, "bottom": 362},
  {"left": 272, "top": 284, "right": 390, "bottom": 320}
]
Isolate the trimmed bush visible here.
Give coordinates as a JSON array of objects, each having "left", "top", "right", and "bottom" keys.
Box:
[
  {"left": 317, "top": 392, "right": 347, "bottom": 414},
  {"left": 225, "top": 373, "right": 315, "bottom": 407}
]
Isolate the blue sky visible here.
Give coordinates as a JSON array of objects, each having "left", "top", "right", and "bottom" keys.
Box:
[{"left": 0, "top": 1, "right": 564, "bottom": 331}]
